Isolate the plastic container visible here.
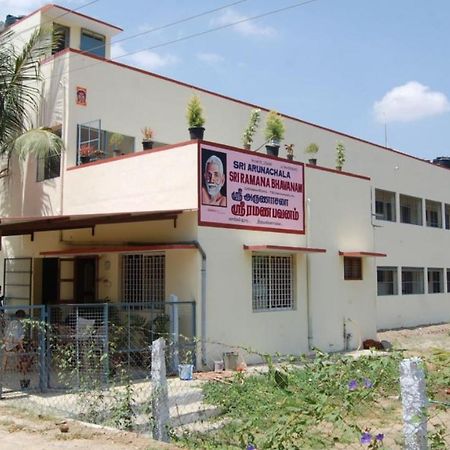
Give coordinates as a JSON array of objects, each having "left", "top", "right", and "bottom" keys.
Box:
[
  {"left": 178, "top": 364, "right": 194, "bottom": 380},
  {"left": 214, "top": 360, "right": 224, "bottom": 372}
]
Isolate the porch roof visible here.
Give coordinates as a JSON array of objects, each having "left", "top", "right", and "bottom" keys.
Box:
[
  {"left": 0, "top": 209, "right": 188, "bottom": 237},
  {"left": 338, "top": 251, "right": 387, "bottom": 257}
]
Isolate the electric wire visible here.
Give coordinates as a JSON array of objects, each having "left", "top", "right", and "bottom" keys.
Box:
[
  {"left": 41, "top": 0, "right": 321, "bottom": 82},
  {"left": 2, "top": 0, "right": 101, "bottom": 40}
]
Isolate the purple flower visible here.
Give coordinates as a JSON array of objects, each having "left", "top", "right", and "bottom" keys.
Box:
[
  {"left": 360, "top": 432, "right": 372, "bottom": 445},
  {"left": 375, "top": 433, "right": 384, "bottom": 442},
  {"left": 246, "top": 445, "right": 256, "bottom": 450},
  {"left": 348, "top": 379, "right": 358, "bottom": 391},
  {"left": 364, "top": 378, "right": 373, "bottom": 389}
]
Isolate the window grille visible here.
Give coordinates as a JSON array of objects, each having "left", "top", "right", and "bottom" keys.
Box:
[
  {"left": 401, "top": 267, "right": 424, "bottom": 295},
  {"left": 447, "top": 269, "right": 450, "bottom": 293},
  {"left": 427, "top": 268, "right": 444, "bottom": 294},
  {"left": 252, "top": 254, "right": 293, "bottom": 311},
  {"left": 399, "top": 194, "right": 423, "bottom": 225},
  {"left": 121, "top": 254, "right": 165, "bottom": 308},
  {"left": 375, "top": 189, "right": 396, "bottom": 221},
  {"left": 344, "top": 257, "right": 362, "bottom": 280},
  {"left": 425, "top": 200, "right": 442, "bottom": 228},
  {"left": 377, "top": 266, "right": 398, "bottom": 295}
]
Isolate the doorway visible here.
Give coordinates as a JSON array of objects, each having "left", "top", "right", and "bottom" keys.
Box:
[
  {"left": 75, "top": 257, "right": 97, "bottom": 303},
  {"left": 42, "top": 258, "right": 59, "bottom": 305}
]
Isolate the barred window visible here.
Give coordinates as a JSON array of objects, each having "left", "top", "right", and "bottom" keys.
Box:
[
  {"left": 252, "top": 254, "right": 293, "bottom": 311},
  {"left": 377, "top": 266, "right": 398, "bottom": 295},
  {"left": 344, "top": 257, "right": 362, "bottom": 280},
  {"left": 401, "top": 267, "right": 424, "bottom": 295},
  {"left": 121, "top": 254, "right": 165, "bottom": 307},
  {"left": 427, "top": 268, "right": 444, "bottom": 294}
]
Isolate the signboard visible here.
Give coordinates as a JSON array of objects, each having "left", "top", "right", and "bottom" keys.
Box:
[{"left": 198, "top": 143, "right": 305, "bottom": 234}]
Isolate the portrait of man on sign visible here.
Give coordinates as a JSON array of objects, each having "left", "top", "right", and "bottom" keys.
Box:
[
  {"left": 201, "top": 150, "right": 227, "bottom": 207},
  {"left": 76, "top": 87, "right": 87, "bottom": 106}
]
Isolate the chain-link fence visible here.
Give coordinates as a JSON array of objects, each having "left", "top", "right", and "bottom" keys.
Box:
[{"left": 0, "top": 308, "right": 449, "bottom": 449}]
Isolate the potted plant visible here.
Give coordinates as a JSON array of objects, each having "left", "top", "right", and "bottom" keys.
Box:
[
  {"left": 336, "top": 141, "right": 346, "bottom": 171},
  {"left": 264, "top": 110, "right": 285, "bottom": 156},
  {"left": 285, "top": 143, "right": 294, "bottom": 161},
  {"left": 242, "top": 108, "right": 261, "bottom": 150},
  {"left": 109, "top": 133, "right": 124, "bottom": 156},
  {"left": 141, "top": 127, "right": 154, "bottom": 150},
  {"left": 305, "top": 142, "right": 319, "bottom": 165},
  {"left": 186, "top": 95, "right": 205, "bottom": 140},
  {"left": 79, "top": 144, "right": 94, "bottom": 163}
]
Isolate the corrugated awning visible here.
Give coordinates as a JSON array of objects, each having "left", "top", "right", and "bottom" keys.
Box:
[
  {"left": 40, "top": 243, "right": 197, "bottom": 256},
  {"left": 338, "top": 251, "right": 387, "bottom": 257},
  {"left": 0, "top": 209, "right": 187, "bottom": 237},
  {"left": 243, "top": 245, "right": 326, "bottom": 253}
]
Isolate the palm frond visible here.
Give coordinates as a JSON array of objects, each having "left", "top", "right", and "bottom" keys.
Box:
[{"left": 14, "top": 128, "right": 64, "bottom": 160}]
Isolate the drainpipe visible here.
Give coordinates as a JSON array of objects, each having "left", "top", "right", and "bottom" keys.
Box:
[{"left": 305, "top": 197, "right": 313, "bottom": 351}]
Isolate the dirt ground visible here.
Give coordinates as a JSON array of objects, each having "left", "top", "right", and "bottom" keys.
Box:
[
  {"left": 0, "top": 405, "right": 181, "bottom": 450},
  {"left": 0, "top": 324, "right": 449, "bottom": 449}
]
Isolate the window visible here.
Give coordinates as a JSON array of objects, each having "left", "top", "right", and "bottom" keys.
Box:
[
  {"left": 80, "top": 29, "right": 105, "bottom": 58},
  {"left": 401, "top": 267, "right": 424, "bottom": 295},
  {"left": 344, "top": 257, "right": 362, "bottom": 280},
  {"left": 37, "top": 126, "right": 62, "bottom": 181},
  {"left": 377, "top": 267, "right": 398, "bottom": 295},
  {"left": 427, "top": 268, "right": 444, "bottom": 294},
  {"left": 121, "top": 254, "right": 165, "bottom": 307},
  {"left": 447, "top": 269, "right": 450, "bottom": 293},
  {"left": 52, "top": 23, "right": 70, "bottom": 54},
  {"left": 252, "top": 255, "right": 293, "bottom": 311},
  {"left": 400, "top": 194, "right": 423, "bottom": 225},
  {"left": 445, "top": 204, "right": 450, "bottom": 230},
  {"left": 375, "top": 189, "right": 396, "bottom": 221},
  {"left": 425, "top": 200, "right": 442, "bottom": 228}
]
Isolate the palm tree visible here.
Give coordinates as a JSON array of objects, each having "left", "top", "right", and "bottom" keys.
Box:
[{"left": 0, "top": 26, "right": 64, "bottom": 165}]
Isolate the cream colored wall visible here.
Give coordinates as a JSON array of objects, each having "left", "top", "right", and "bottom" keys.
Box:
[{"left": 63, "top": 144, "right": 198, "bottom": 214}]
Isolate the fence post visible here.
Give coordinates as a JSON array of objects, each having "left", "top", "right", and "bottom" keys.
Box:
[
  {"left": 151, "top": 337, "right": 170, "bottom": 442},
  {"left": 169, "top": 294, "right": 179, "bottom": 373},
  {"left": 39, "top": 305, "right": 47, "bottom": 392},
  {"left": 399, "top": 357, "right": 428, "bottom": 450}
]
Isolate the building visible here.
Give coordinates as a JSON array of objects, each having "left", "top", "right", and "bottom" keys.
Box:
[{"left": 1, "top": 4, "right": 449, "bottom": 364}]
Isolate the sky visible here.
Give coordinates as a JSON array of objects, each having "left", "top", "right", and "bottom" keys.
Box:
[{"left": 2, "top": 0, "right": 450, "bottom": 161}]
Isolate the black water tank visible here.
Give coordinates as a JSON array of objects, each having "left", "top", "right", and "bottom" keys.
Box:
[
  {"left": 5, "top": 14, "right": 24, "bottom": 27},
  {"left": 432, "top": 156, "right": 450, "bottom": 169}
]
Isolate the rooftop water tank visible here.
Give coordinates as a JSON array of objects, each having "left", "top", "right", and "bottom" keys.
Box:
[
  {"left": 432, "top": 157, "right": 450, "bottom": 169},
  {"left": 4, "top": 14, "right": 24, "bottom": 27}
]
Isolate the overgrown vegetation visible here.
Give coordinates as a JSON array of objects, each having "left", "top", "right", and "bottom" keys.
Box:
[{"left": 177, "top": 350, "right": 405, "bottom": 449}]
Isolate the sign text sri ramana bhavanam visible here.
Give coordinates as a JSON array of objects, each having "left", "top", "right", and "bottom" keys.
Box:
[{"left": 199, "top": 144, "right": 305, "bottom": 234}]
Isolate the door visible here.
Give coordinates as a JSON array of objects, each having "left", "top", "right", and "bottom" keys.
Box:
[
  {"left": 42, "top": 258, "right": 59, "bottom": 305},
  {"left": 75, "top": 257, "right": 97, "bottom": 303}
]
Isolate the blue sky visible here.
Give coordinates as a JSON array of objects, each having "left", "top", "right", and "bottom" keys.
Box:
[{"left": 3, "top": 0, "right": 450, "bottom": 160}]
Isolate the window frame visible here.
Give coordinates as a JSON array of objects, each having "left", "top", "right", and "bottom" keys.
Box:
[
  {"left": 344, "top": 257, "right": 363, "bottom": 281},
  {"left": 80, "top": 28, "right": 106, "bottom": 58},
  {"left": 401, "top": 267, "right": 424, "bottom": 295},
  {"left": 375, "top": 189, "right": 396, "bottom": 222},
  {"left": 251, "top": 253, "right": 294, "bottom": 312},
  {"left": 427, "top": 268, "right": 444, "bottom": 294},
  {"left": 425, "top": 199, "right": 442, "bottom": 228},
  {"left": 377, "top": 266, "right": 398, "bottom": 296},
  {"left": 399, "top": 194, "right": 423, "bottom": 226}
]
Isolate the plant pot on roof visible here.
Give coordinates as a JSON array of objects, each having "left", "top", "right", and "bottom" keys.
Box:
[
  {"left": 305, "top": 142, "right": 319, "bottom": 165},
  {"left": 141, "top": 126, "right": 154, "bottom": 150},
  {"left": 242, "top": 108, "right": 261, "bottom": 150},
  {"left": 109, "top": 132, "right": 124, "bottom": 156},
  {"left": 79, "top": 144, "right": 94, "bottom": 163},
  {"left": 264, "top": 111, "right": 285, "bottom": 157},
  {"left": 336, "top": 141, "right": 346, "bottom": 171},
  {"left": 186, "top": 95, "right": 205, "bottom": 140}
]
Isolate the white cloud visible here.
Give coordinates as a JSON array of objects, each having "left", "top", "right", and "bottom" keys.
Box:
[
  {"left": 374, "top": 81, "right": 450, "bottom": 123},
  {"left": 197, "top": 52, "right": 224, "bottom": 64},
  {"left": 212, "top": 9, "right": 276, "bottom": 37},
  {"left": 111, "top": 43, "right": 179, "bottom": 71}
]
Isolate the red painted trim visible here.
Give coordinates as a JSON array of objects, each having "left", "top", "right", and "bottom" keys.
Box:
[
  {"left": 46, "top": 51, "right": 450, "bottom": 172},
  {"left": 339, "top": 251, "right": 387, "bottom": 257},
  {"left": 67, "top": 140, "right": 196, "bottom": 171},
  {"left": 40, "top": 243, "right": 196, "bottom": 256},
  {"left": 6, "top": 4, "right": 122, "bottom": 32},
  {"left": 244, "top": 245, "right": 326, "bottom": 253},
  {"left": 197, "top": 142, "right": 305, "bottom": 235},
  {"left": 306, "top": 164, "right": 371, "bottom": 181}
]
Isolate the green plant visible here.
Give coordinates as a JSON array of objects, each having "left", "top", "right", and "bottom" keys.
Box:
[
  {"left": 264, "top": 110, "right": 285, "bottom": 143},
  {"left": 336, "top": 141, "right": 346, "bottom": 170},
  {"left": 242, "top": 108, "right": 261, "bottom": 149},
  {"left": 305, "top": 142, "right": 319, "bottom": 155},
  {"left": 109, "top": 133, "right": 124, "bottom": 148},
  {"left": 141, "top": 126, "right": 153, "bottom": 140},
  {"left": 186, "top": 95, "right": 205, "bottom": 128}
]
